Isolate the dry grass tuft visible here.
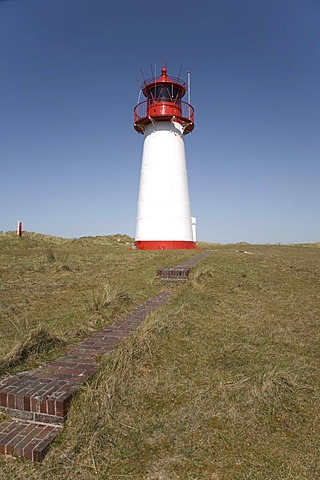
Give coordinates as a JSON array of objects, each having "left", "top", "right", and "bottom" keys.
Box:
[
  {"left": 44, "top": 247, "right": 72, "bottom": 271},
  {"left": 46, "top": 247, "right": 56, "bottom": 263},
  {"left": 0, "top": 325, "right": 64, "bottom": 375},
  {"left": 86, "top": 284, "right": 131, "bottom": 317},
  {"left": 190, "top": 266, "right": 215, "bottom": 287},
  {"left": 84, "top": 283, "right": 132, "bottom": 331}
]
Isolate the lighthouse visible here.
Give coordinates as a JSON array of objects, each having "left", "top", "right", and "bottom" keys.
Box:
[{"left": 133, "top": 66, "right": 197, "bottom": 250}]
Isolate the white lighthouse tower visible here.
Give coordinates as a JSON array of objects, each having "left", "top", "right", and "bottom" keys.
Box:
[{"left": 134, "top": 66, "right": 197, "bottom": 250}]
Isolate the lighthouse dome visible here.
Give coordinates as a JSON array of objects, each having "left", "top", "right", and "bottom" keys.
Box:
[
  {"left": 134, "top": 66, "right": 194, "bottom": 134},
  {"left": 142, "top": 66, "right": 186, "bottom": 100}
]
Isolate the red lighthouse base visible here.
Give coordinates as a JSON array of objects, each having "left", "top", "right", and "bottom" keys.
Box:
[{"left": 134, "top": 240, "right": 199, "bottom": 250}]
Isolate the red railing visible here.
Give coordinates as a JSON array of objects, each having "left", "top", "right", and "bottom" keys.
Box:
[
  {"left": 141, "top": 76, "right": 186, "bottom": 91},
  {"left": 134, "top": 100, "right": 194, "bottom": 125}
]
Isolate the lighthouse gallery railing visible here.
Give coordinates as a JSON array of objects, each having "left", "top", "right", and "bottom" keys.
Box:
[{"left": 134, "top": 100, "right": 194, "bottom": 126}]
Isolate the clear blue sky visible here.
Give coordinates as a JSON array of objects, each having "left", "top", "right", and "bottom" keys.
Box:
[{"left": 0, "top": 0, "right": 319, "bottom": 243}]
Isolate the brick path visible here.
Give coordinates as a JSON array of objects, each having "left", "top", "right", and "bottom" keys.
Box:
[
  {"left": 0, "top": 291, "right": 170, "bottom": 461},
  {"left": 0, "top": 251, "right": 212, "bottom": 461}
]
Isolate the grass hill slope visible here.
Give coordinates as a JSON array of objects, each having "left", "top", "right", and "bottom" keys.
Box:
[{"left": 0, "top": 233, "right": 319, "bottom": 479}]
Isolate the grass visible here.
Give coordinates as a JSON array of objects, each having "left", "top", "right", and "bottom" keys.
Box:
[
  {"left": 0, "top": 231, "right": 193, "bottom": 372},
  {"left": 0, "top": 325, "right": 64, "bottom": 375},
  {"left": 0, "top": 233, "right": 319, "bottom": 479}
]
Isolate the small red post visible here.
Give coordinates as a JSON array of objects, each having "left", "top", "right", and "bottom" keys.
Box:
[{"left": 17, "top": 220, "right": 22, "bottom": 237}]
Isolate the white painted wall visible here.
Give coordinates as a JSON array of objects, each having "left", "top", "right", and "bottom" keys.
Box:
[
  {"left": 191, "top": 216, "right": 197, "bottom": 242},
  {"left": 135, "top": 120, "right": 193, "bottom": 241}
]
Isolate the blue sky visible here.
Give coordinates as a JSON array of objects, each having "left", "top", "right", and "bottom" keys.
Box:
[{"left": 0, "top": 0, "right": 319, "bottom": 243}]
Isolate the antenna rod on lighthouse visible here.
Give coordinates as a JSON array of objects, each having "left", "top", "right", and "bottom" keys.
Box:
[{"left": 187, "top": 70, "right": 191, "bottom": 105}]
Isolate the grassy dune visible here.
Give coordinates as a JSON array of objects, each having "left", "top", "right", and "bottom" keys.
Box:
[
  {"left": 0, "top": 233, "right": 319, "bottom": 479},
  {"left": 0, "top": 232, "right": 193, "bottom": 373}
]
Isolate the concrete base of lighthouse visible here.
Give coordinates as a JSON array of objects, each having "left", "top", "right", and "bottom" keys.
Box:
[{"left": 135, "top": 120, "right": 197, "bottom": 250}]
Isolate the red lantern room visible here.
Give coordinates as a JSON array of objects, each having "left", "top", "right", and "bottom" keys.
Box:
[{"left": 134, "top": 66, "right": 194, "bottom": 134}]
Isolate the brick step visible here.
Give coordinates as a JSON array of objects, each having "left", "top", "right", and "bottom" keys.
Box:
[
  {"left": 157, "top": 267, "right": 190, "bottom": 280},
  {"left": 0, "top": 371, "right": 78, "bottom": 425},
  {"left": 0, "top": 420, "right": 60, "bottom": 461},
  {"left": 158, "top": 250, "right": 214, "bottom": 280}
]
